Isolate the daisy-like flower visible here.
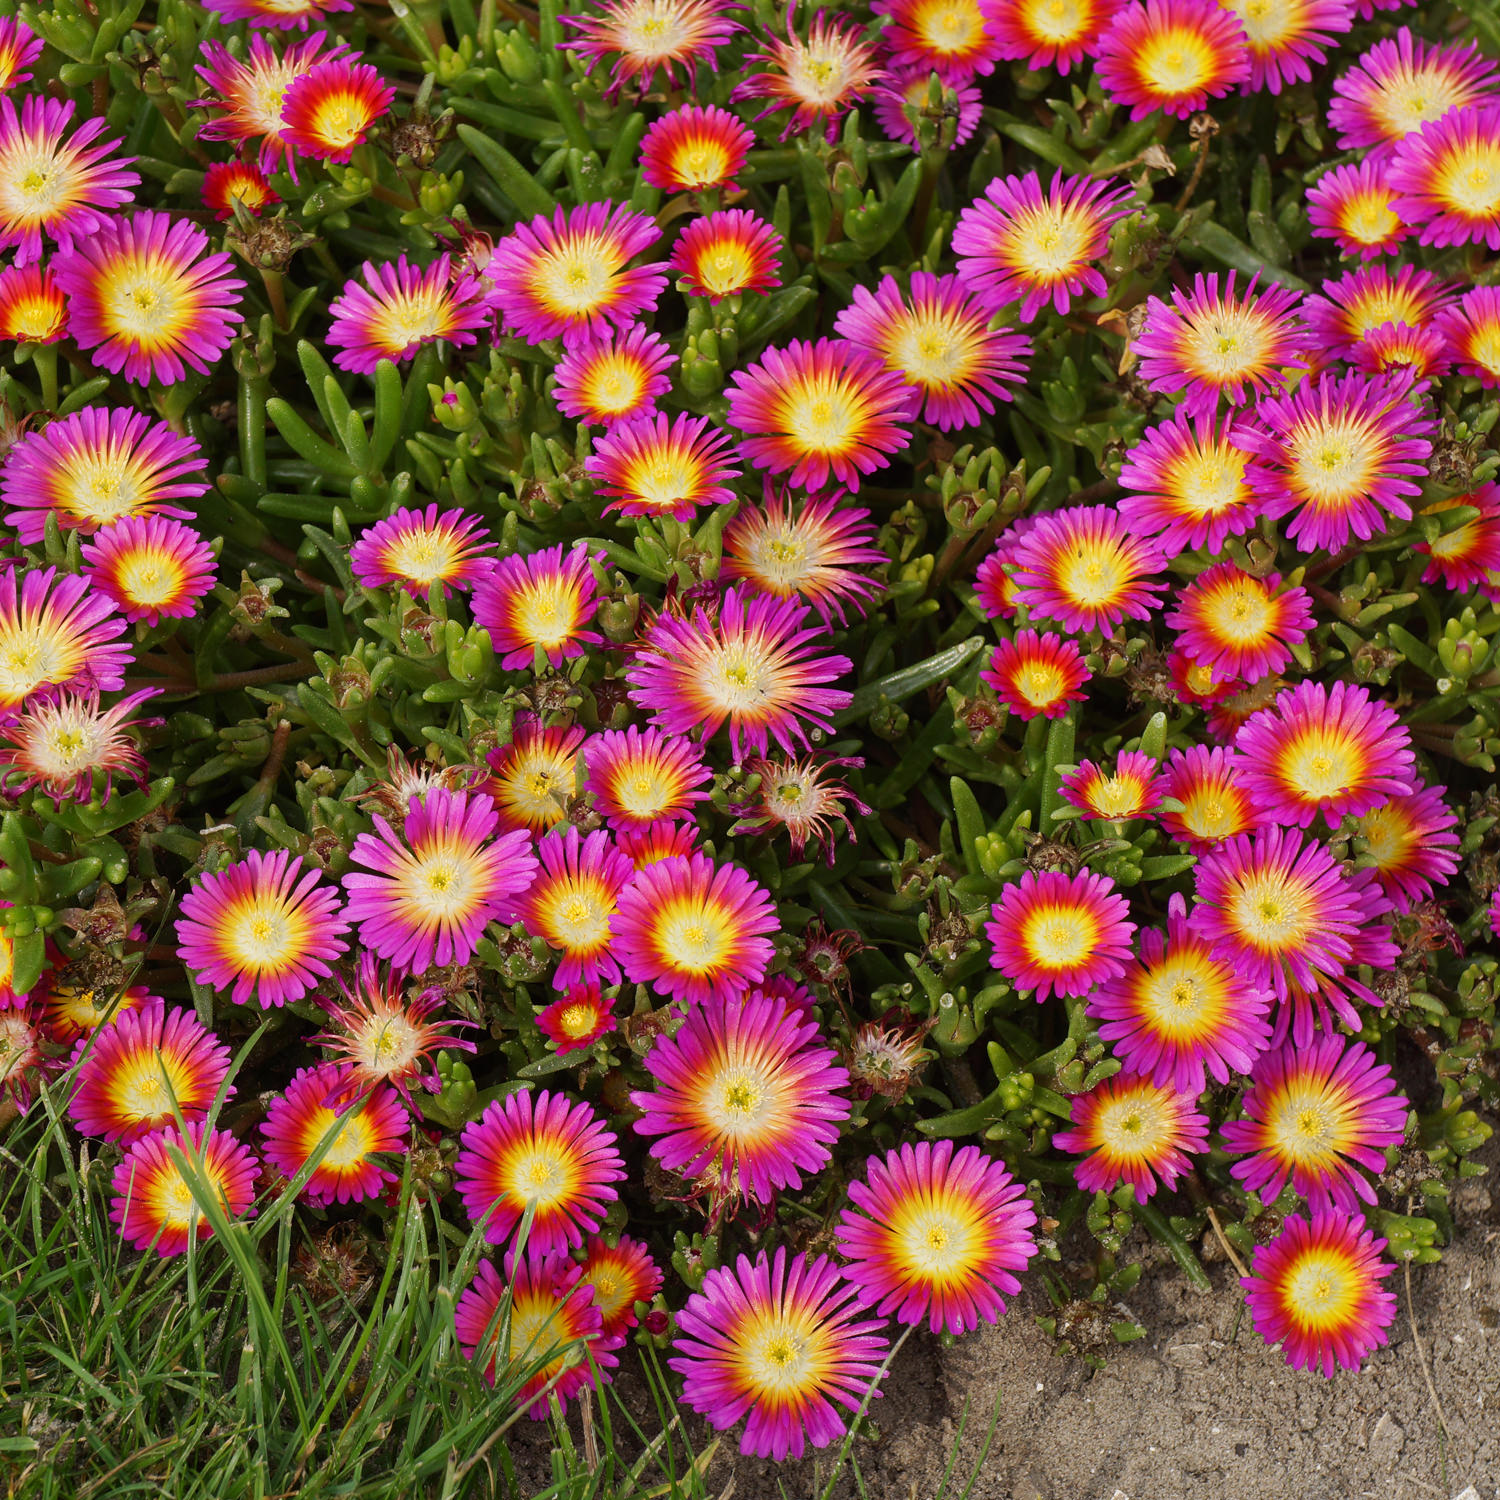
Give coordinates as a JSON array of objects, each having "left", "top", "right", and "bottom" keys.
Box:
[
  {"left": 836, "top": 1141, "right": 1037, "bottom": 1336},
  {"left": 80, "top": 515, "right": 216, "bottom": 627},
  {"left": 309, "top": 954, "right": 477, "bottom": 1107},
  {"left": 483, "top": 720, "right": 587, "bottom": 835},
  {"left": 0, "top": 1003, "right": 62, "bottom": 1113},
  {"left": 0, "top": 263, "right": 67, "bottom": 343},
  {"left": 51, "top": 210, "right": 245, "bottom": 386},
  {"left": 472, "top": 545, "right": 603, "bottom": 672},
  {"left": 562, "top": 0, "right": 741, "bottom": 97},
  {"left": 614, "top": 852, "right": 778, "bottom": 1004},
  {"left": 671, "top": 1248, "right": 889, "bottom": 1461},
  {"left": 327, "top": 255, "right": 487, "bottom": 373},
  {"left": 349, "top": 504, "right": 492, "bottom": 599},
  {"left": 584, "top": 411, "right": 740, "bottom": 521},
  {"left": 1233, "top": 680, "right": 1415, "bottom": 830},
  {"left": 1060, "top": 750, "right": 1163, "bottom": 821},
  {"left": 1301, "top": 264, "right": 1455, "bottom": 358},
  {"left": 176, "top": 848, "right": 349, "bottom": 1009},
  {"left": 67, "top": 1000, "right": 232, "bottom": 1143},
  {"left": 872, "top": 70, "right": 984, "bottom": 149},
  {"left": 552, "top": 324, "right": 673, "bottom": 426},
  {"left": 1166, "top": 563, "right": 1314, "bottom": 685},
  {"left": 726, "top": 338, "right": 912, "bottom": 495},
  {"left": 1090, "top": 893, "right": 1272, "bottom": 1093},
  {"left": 980, "top": 629, "right": 1090, "bottom": 720},
  {"left": 721, "top": 490, "right": 885, "bottom": 625},
  {"left": 110, "top": 1123, "right": 258, "bottom": 1258},
  {"left": 578, "top": 1235, "right": 663, "bottom": 1338},
  {"left": 201, "top": 160, "right": 279, "bottom": 221},
  {"left": 455, "top": 1254, "right": 617, "bottom": 1416},
  {"left": 832, "top": 272, "right": 1030, "bottom": 430},
  {"left": 872, "top": 0, "right": 1003, "bottom": 79},
  {"left": 516, "top": 827, "right": 635, "bottom": 990},
  {"left": 1221, "top": 1035, "right": 1407, "bottom": 1212},
  {"left": 1354, "top": 785, "right": 1460, "bottom": 913},
  {"left": 490, "top": 202, "right": 664, "bottom": 347},
  {"left": 1094, "top": 0, "right": 1250, "bottom": 120},
  {"left": 639, "top": 104, "right": 754, "bottom": 191},
  {"left": 1306, "top": 160, "right": 1408, "bottom": 260},
  {"left": 669, "top": 209, "right": 784, "bottom": 302},
  {"left": 344, "top": 789, "right": 538, "bottom": 972},
  {"left": 536, "top": 983, "right": 618, "bottom": 1053},
  {"left": 279, "top": 56, "right": 395, "bottom": 164},
  {"left": 36, "top": 977, "right": 150, "bottom": 1046},
  {"left": 633, "top": 988, "right": 850, "bottom": 1207},
  {"left": 627, "top": 587, "right": 852, "bottom": 761},
  {"left": 1133, "top": 271, "right": 1305, "bottom": 420},
  {"left": 455, "top": 1088, "right": 625, "bottom": 1254},
  {"left": 1242, "top": 1211, "right": 1397, "bottom": 1377},
  {"left": 1115, "top": 412, "right": 1267, "bottom": 558},
  {"left": 950, "top": 171, "right": 1134, "bottom": 322},
  {"left": 261, "top": 1063, "right": 408, "bottom": 1205},
  {"left": 1434, "top": 286, "right": 1500, "bottom": 387},
  {"left": 0, "top": 17, "right": 43, "bottom": 91},
  {"left": 988, "top": 0, "right": 1105, "bottom": 72},
  {"left": 1329, "top": 29, "right": 1500, "bottom": 158},
  {"left": 1007, "top": 506, "right": 1166, "bottom": 636},
  {"left": 732, "top": 11, "right": 885, "bottom": 142},
  {"left": 1220, "top": 0, "right": 1352, "bottom": 95},
  {"left": 1388, "top": 103, "right": 1500, "bottom": 250},
  {"left": 1415, "top": 487, "right": 1500, "bottom": 590},
  {"left": 0, "top": 566, "right": 131, "bottom": 719},
  {"left": 986, "top": 869, "right": 1135, "bottom": 1002},
  {"left": 618, "top": 819, "right": 699, "bottom": 868},
  {"left": 730, "top": 753, "right": 871, "bottom": 864},
  {"left": 1241, "top": 370, "right": 1435, "bottom": 552},
  {"left": 583, "top": 725, "right": 711, "bottom": 830},
  {"left": 1158, "top": 743, "right": 1256, "bottom": 849},
  {"left": 0, "top": 97, "right": 138, "bottom": 266},
  {"left": 0, "top": 688, "right": 157, "bottom": 805},
  {"left": 202, "top": 0, "right": 354, "bottom": 28},
  {"left": 1, "top": 407, "right": 207, "bottom": 544},
  {"left": 1349, "top": 320, "right": 1450, "bottom": 384},
  {"left": 1052, "top": 1072, "right": 1209, "bottom": 1200}
]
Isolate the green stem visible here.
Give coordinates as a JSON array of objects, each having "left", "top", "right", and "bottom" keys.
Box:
[
  {"left": 238, "top": 368, "right": 269, "bottom": 489},
  {"left": 31, "top": 343, "right": 58, "bottom": 412}
]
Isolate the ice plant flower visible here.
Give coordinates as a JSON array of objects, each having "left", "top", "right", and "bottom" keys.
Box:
[
  {"left": 950, "top": 170, "right": 1134, "bottom": 321},
  {"left": 613, "top": 851, "right": 778, "bottom": 1004},
  {"left": 1158, "top": 743, "right": 1257, "bottom": 849},
  {"left": 68, "top": 1000, "right": 232, "bottom": 1143},
  {"left": 51, "top": 209, "right": 246, "bottom": 386},
  {"left": 552, "top": 324, "right": 674, "bottom": 426},
  {"left": 0, "top": 688, "right": 156, "bottom": 805},
  {"left": 632, "top": 988, "right": 851, "bottom": 1207},
  {"left": 455, "top": 1088, "right": 625, "bottom": 1254},
  {"left": 836, "top": 1140, "right": 1038, "bottom": 1335},
  {"left": 1094, "top": 0, "right": 1250, "bottom": 120},
  {"left": 1133, "top": 271, "right": 1305, "bottom": 420},
  {"left": 327, "top": 255, "right": 487, "bottom": 372},
  {"left": 1220, "top": 0, "right": 1352, "bottom": 95},
  {"left": 344, "top": 789, "right": 538, "bottom": 971},
  {"left": 980, "top": 629, "right": 1090, "bottom": 720},
  {"left": 988, "top": 0, "right": 1105, "bottom": 72},
  {"left": 1354, "top": 785, "right": 1461, "bottom": 913},
  {"left": 732, "top": 12, "right": 886, "bottom": 141},
  {"left": 872, "top": 0, "right": 1003, "bottom": 79},
  {"left": 1242, "top": 1212, "right": 1397, "bottom": 1376},
  {"left": 974, "top": 524, "right": 1036, "bottom": 620},
  {"left": 726, "top": 338, "right": 912, "bottom": 494},
  {"left": 36, "top": 975, "right": 150, "bottom": 1045},
  {"left": 516, "top": 827, "right": 635, "bottom": 989},
  {"left": 203, "top": 0, "right": 354, "bottom": 28},
  {"left": 0, "top": 263, "right": 66, "bottom": 343},
  {"left": 489, "top": 201, "right": 664, "bottom": 346},
  {"left": 0, "top": 407, "right": 206, "bottom": 544},
  {"left": 484, "top": 721, "right": 587, "bottom": 835},
  {"left": 471, "top": 544, "right": 603, "bottom": 671},
  {"left": 1349, "top": 319, "right": 1450, "bottom": 384},
  {"left": 578, "top": 1235, "right": 663, "bottom": 1338},
  {"left": 1052, "top": 1072, "right": 1209, "bottom": 1200},
  {"left": 0, "top": 97, "right": 138, "bottom": 266},
  {"left": 1306, "top": 160, "right": 1408, "bottom": 260},
  {"left": 0, "top": 17, "right": 43, "bottom": 91},
  {"left": 1091, "top": 893, "right": 1273, "bottom": 1093},
  {"left": 1301, "top": 264, "right": 1454, "bottom": 357},
  {"left": 261, "top": 1064, "right": 408, "bottom": 1205},
  {"left": 627, "top": 587, "right": 852, "bottom": 760},
  {"left": 721, "top": 490, "right": 885, "bottom": 625},
  {"left": 279, "top": 56, "right": 395, "bottom": 163},
  {"left": 1115, "top": 412, "right": 1267, "bottom": 557},
  {"left": 986, "top": 869, "right": 1135, "bottom": 1001},
  {"left": 639, "top": 104, "right": 754, "bottom": 191},
  {"left": 1434, "top": 286, "right": 1500, "bottom": 387},
  {"left": 1387, "top": 103, "right": 1500, "bottom": 250},
  {"left": 201, "top": 160, "right": 279, "bottom": 220},
  {"left": 729, "top": 753, "right": 871, "bottom": 864},
  {"left": 832, "top": 272, "right": 1030, "bottom": 429},
  {"left": 668, "top": 209, "right": 784, "bottom": 302},
  {"left": 1166, "top": 563, "right": 1314, "bottom": 684},
  {"left": 1060, "top": 750, "right": 1163, "bottom": 821},
  {"left": 80, "top": 515, "right": 217, "bottom": 626},
  {"left": 1221, "top": 1035, "right": 1408, "bottom": 1212},
  {"left": 349, "top": 504, "right": 492, "bottom": 599},
  {"left": 561, "top": 0, "right": 741, "bottom": 96},
  {"left": 584, "top": 411, "right": 740, "bottom": 521},
  {"left": 583, "top": 725, "right": 711, "bottom": 830},
  {"left": 0, "top": 1003, "right": 56, "bottom": 1113},
  {"left": 536, "top": 983, "right": 617, "bottom": 1053},
  {"left": 670, "top": 1248, "right": 890, "bottom": 1461},
  {"left": 0, "top": 566, "right": 131, "bottom": 719},
  {"left": 1007, "top": 506, "right": 1166, "bottom": 635},
  {"left": 619, "top": 819, "right": 699, "bottom": 868},
  {"left": 110, "top": 1123, "right": 258, "bottom": 1257}
]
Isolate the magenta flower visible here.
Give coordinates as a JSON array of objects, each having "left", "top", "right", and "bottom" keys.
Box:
[
  {"left": 1165, "top": 562, "right": 1315, "bottom": 685},
  {"left": 732, "top": 11, "right": 886, "bottom": 141},
  {"left": 1434, "top": 286, "right": 1500, "bottom": 387},
  {"left": 110, "top": 1123, "right": 258, "bottom": 1258},
  {"left": 1355, "top": 784, "right": 1461, "bottom": 913},
  {"left": 0, "top": 17, "right": 44, "bottom": 91},
  {"left": 0, "top": 566, "right": 131, "bottom": 721},
  {"left": 81, "top": 515, "right": 217, "bottom": 627},
  {"left": 1053, "top": 1072, "right": 1209, "bottom": 1201},
  {"left": 552, "top": 323, "right": 674, "bottom": 426},
  {"left": 986, "top": 869, "right": 1135, "bottom": 1001},
  {"left": 1007, "top": 506, "right": 1166, "bottom": 635},
  {"left": 327, "top": 255, "right": 488, "bottom": 373},
  {"left": 584, "top": 411, "right": 741, "bottom": 521},
  {"left": 1387, "top": 103, "right": 1500, "bottom": 250},
  {"left": 471, "top": 544, "right": 604, "bottom": 671},
  {"left": 1226, "top": 0, "right": 1352, "bottom": 95},
  {"left": 349, "top": 504, "right": 493, "bottom": 598},
  {"left": 872, "top": 70, "right": 983, "bottom": 149},
  {"left": 515, "top": 826, "right": 635, "bottom": 990},
  {"left": 1094, "top": 0, "right": 1250, "bottom": 119},
  {"left": 561, "top": 0, "right": 741, "bottom": 97},
  {"left": 1306, "top": 160, "right": 1409, "bottom": 260}
]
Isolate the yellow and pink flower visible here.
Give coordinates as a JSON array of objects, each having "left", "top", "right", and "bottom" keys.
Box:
[
  {"left": 980, "top": 629, "right": 1090, "bottom": 720},
  {"left": 1158, "top": 743, "right": 1257, "bottom": 850},
  {"left": 484, "top": 719, "right": 587, "bottom": 835},
  {"left": 668, "top": 209, "right": 784, "bottom": 302},
  {"left": 1354, "top": 785, "right": 1460, "bottom": 913},
  {"left": 349, "top": 503, "right": 493, "bottom": 599},
  {"left": 578, "top": 1234, "right": 663, "bottom": 1338},
  {"left": 327, "top": 255, "right": 488, "bottom": 373},
  {"left": 204, "top": 0, "right": 353, "bottom": 28},
  {"left": 536, "top": 982, "right": 618, "bottom": 1054},
  {"left": 1221, "top": 0, "right": 1352, "bottom": 95},
  {"left": 201, "top": 160, "right": 279, "bottom": 221},
  {"left": 0, "top": 566, "right": 132, "bottom": 720},
  {"left": 1416, "top": 487, "right": 1500, "bottom": 594},
  {"left": 1387, "top": 102, "right": 1500, "bottom": 250},
  {"left": 872, "top": 0, "right": 1003, "bottom": 79},
  {"left": 110, "top": 1123, "right": 258, "bottom": 1258},
  {"left": 80, "top": 515, "right": 217, "bottom": 626},
  {"left": 1052, "top": 1072, "right": 1209, "bottom": 1200},
  {"left": 516, "top": 826, "right": 635, "bottom": 989},
  {"left": 1301, "top": 263, "right": 1454, "bottom": 358},
  {"left": 280, "top": 55, "right": 395, "bottom": 164},
  {"left": 0, "top": 688, "right": 157, "bottom": 806},
  {"left": 0, "top": 263, "right": 66, "bottom": 343},
  {"left": 582, "top": 724, "right": 711, "bottom": 830},
  {"left": 729, "top": 753, "right": 871, "bottom": 864},
  {"left": 1166, "top": 562, "right": 1314, "bottom": 684},
  {"left": 639, "top": 103, "right": 754, "bottom": 191},
  {"left": 552, "top": 323, "right": 674, "bottom": 425},
  {"left": 0, "top": 17, "right": 43, "bottom": 91},
  {"left": 471, "top": 544, "right": 604, "bottom": 671},
  {"left": 1060, "top": 750, "right": 1163, "bottom": 821},
  {"left": 1007, "top": 505, "right": 1166, "bottom": 635},
  {"left": 987, "top": 0, "right": 1105, "bottom": 73},
  {"left": 562, "top": 0, "right": 741, "bottom": 97},
  {"left": 986, "top": 869, "right": 1135, "bottom": 1001},
  {"left": 1094, "top": 0, "right": 1249, "bottom": 119},
  {"left": 584, "top": 411, "right": 741, "bottom": 520},
  {"left": 1306, "top": 160, "right": 1408, "bottom": 260},
  {"left": 1434, "top": 286, "right": 1500, "bottom": 387},
  {"left": 618, "top": 818, "right": 699, "bottom": 868},
  {"left": 732, "top": 12, "right": 885, "bottom": 141}
]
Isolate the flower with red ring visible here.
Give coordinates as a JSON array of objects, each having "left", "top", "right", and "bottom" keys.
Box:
[
  {"left": 1, "top": 1003, "right": 62, "bottom": 1112},
  {"left": 1414, "top": 487, "right": 1500, "bottom": 593},
  {"left": 516, "top": 827, "right": 635, "bottom": 990},
  {"left": 0, "top": 263, "right": 66, "bottom": 344},
  {"left": 536, "top": 983, "right": 618, "bottom": 1053},
  {"left": 639, "top": 104, "right": 754, "bottom": 191},
  {"left": 1052, "top": 1072, "right": 1209, "bottom": 1201},
  {"left": 1387, "top": 103, "right": 1500, "bottom": 250},
  {"left": 618, "top": 819, "right": 699, "bottom": 868},
  {"left": 0, "top": 17, "right": 43, "bottom": 90},
  {"left": 1306, "top": 160, "right": 1408, "bottom": 260},
  {"left": 1301, "top": 263, "right": 1455, "bottom": 359},
  {"left": 1355, "top": 785, "right": 1460, "bottom": 914},
  {"left": 980, "top": 629, "right": 1090, "bottom": 720},
  {"left": 668, "top": 209, "right": 784, "bottom": 302},
  {"left": 583, "top": 725, "right": 712, "bottom": 830},
  {"left": 349, "top": 504, "right": 493, "bottom": 599},
  {"left": 986, "top": 869, "right": 1135, "bottom": 1002},
  {"left": 732, "top": 12, "right": 885, "bottom": 142},
  {"left": 1007, "top": 506, "right": 1166, "bottom": 635},
  {"left": 484, "top": 720, "right": 587, "bottom": 835},
  {"left": 1158, "top": 743, "right": 1257, "bottom": 850},
  {"left": 1165, "top": 562, "right": 1314, "bottom": 685},
  {"left": 80, "top": 515, "right": 217, "bottom": 627},
  {"left": 552, "top": 324, "right": 674, "bottom": 426},
  {"left": 35, "top": 970, "right": 151, "bottom": 1044},
  {"left": 1220, "top": 0, "right": 1352, "bottom": 95},
  {"left": 279, "top": 56, "right": 395, "bottom": 164},
  {"left": 1434, "top": 286, "right": 1500, "bottom": 387},
  {"left": 0, "top": 566, "right": 131, "bottom": 720},
  {"left": 110, "top": 1123, "right": 258, "bottom": 1257},
  {"left": 871, "top": 0, "right": 1003, "bottom": 80},
  {"left": 327, "top": 255, "right": 488, "bottom": 373},
  {"left": 1060, "top": 750, "right": 1163, "bottom": 821},
  {"left": 1094, "top": 0, "right": 1250, "bottom": 120},
  {"left": 578, "top": 1235, "right": 663, "bottom": 1338},
  {"left": 561, "top": 0, "right": 741, "bottom": 97},
  {"left": 584, "top": 411, "right": 741, "bottom": 520},
  {"left": 201, "top": 161, "right": 279, "bottom": 220},
  {"left": 1350, "top": 320, "right": 1451, "bottom": 384},
  {"left": 472, "top": 544, "right": 604, "bottom": 671}
]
